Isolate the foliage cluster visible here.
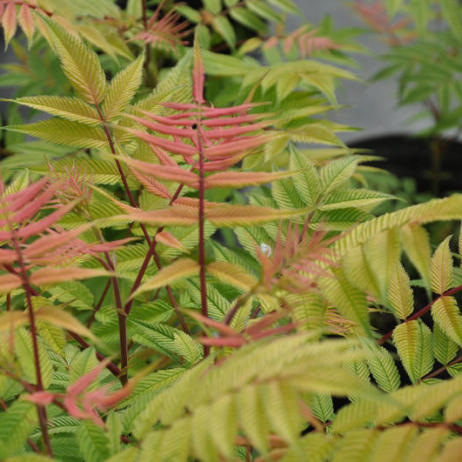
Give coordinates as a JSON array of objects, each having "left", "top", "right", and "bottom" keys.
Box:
[
  {"left": 0, "top": 1, "right": 462, "bottom": 461},
  {"left": 352, "top": 0, "right": 462, "bottom": 195}
]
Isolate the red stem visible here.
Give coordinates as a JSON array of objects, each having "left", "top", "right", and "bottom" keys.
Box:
[
  {"left": 197, "top": 126, "right": 209, "bottom": 356},
  {"left": 68, "top": 332, "right": 121, "bottom": 377},
  {"left": 86, "top": 279, "right": 111, "bottom": 327},
  {"left": 378, "top": 284, "right": 462, "bottom": 345},
  {"left": 8, "top": 230, "right": 52, "bottom": 456},
  {"left": 421, "top": 353, "right": 462, "bottom": 382},
  {"left": 95, "top": 103, "right": 186, "bottom": 330}
]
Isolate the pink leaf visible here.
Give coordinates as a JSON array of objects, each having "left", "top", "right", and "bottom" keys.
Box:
[
  {"left": 193, "top": 37, "right": 205, "bottom": 104},
  {"left": 7, "top": 177, "right": 49, "bottom": 213},
  {"left": 127, "top": 129, "right": 197, "bottom": 156},
  {"left": 3, "top": 2, "right": 17, "bottom": 46},
  {"left": 0, "top": 273, "right": 23, "bottom": 292},
  {"left": 202, "top": 114, "right": 261, "bottom": 127},
  {"left": 126, "top": 114, "right": 196, "bottom": 137},
  {"left": 17, "top": 202, "right": 76, "bottom": 240},
  {"left": 205, "top": 121, "right": 269, "bottom": 139},
  {"left": 12, "top": 184, "right": 59, "bottom": 224},
  {"left": 25, "top": 391, "right": 55, "bottom": 406},
  {"left": 30, "top": 267, "right": 109, "bottom": 286},
  {"left": 128, "top": 168, "right": 172, "bottom": 198},
  {"left": 119, "top": 156, "right": 199, "bottom": 187},
  {"left": 204, "top": 135, "right": 268, "bottom": 158},
  {"left": 156, "top": 230, "right": 188, "bottom": 252},
  {"left": 18, "top": 4, "right": 34, "bottom": 42}
]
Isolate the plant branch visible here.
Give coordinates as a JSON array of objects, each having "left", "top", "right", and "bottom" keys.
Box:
[
  {"left": 7, "top": 227, "right": 52, "bottom": 456},
  {"left": 197, "top": 124, "right": 209, "bottom": 355},
  {"left": 95, "top": 103, "right": 185, "bottom": 330},
  {"left": 141, "top": 0, "right": 153, "bottom": 86},
  {"left": 68, "top": 331, "right": 122, "bottom": 377},
  {"left": 421, "top": 353, "right": 462, "bottom": 382},
  {"left": 86, "top": 279, "right": 111, "bottom": 327},
  {"left": 378, "top": 284, "right": 462, "bottom": 345}
]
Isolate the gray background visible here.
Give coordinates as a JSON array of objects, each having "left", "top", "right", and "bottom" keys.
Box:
[{"left": 292, "top": 0, "right": 427, "bottom": 141}]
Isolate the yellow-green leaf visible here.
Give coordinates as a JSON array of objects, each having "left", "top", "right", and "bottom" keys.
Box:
[
  {"left": 431, "top": 235, "right": 453, "bottom": 294},
  {"left": 11, "top": 96, "right": 100, "bottom": 126},
  {"left": 388, "top": 263, "right": 414, "bottom": 319},
  {"left": 103, "top": 54, "right": 144, "bottom": 120},
  {"left": 133, "top": 258, "right": 199, "bottom": 297},
  {"left": 432, "top": 296, "right": 462, "bottom": 346},
  {"left": 45, "top": 18, "right": 107, "bottom": 104},
  {"left": 207, "top": 261, "right": 257, "bottom": 292}
]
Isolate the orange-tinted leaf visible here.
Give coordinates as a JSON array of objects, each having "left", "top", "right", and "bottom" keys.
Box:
[
  {"left": 18, "top": 4, "right": 34, "bottom": 44},
  {"left": 245, "top": 311, "right": 287, "bottom": 336},
  {"left": 24, "top": 225, "right": 92, "bottom": 257},
  {"left": 36, "top": 305, "right": 97, "bottom": 341},
  {"left": 17, "top": 201, "right": 76, "bottom": 239},
  {"left": 198, "top": 336, "right": 245, "bottom": 347},
  {"left": 0, "top": 248, "right": 16, "bottom": 264},
  {"left": 7, "top": 177, "right": 49, "bottom": 213},
  {"left": 0, "top": 310, "right": 29, "bottom": 330},
  {"left": 156, "top": 230, "right": 188, "bottom": 252},
  {"left": 202, "top": 114, "right": 261, "bottom": 127},
  {"left": 30, "top": 267, "right": 109, "bottom": 286},
  {"left": 207, "top": 261, "right": 257, "bottom": 291},
  {"left": 205, "top": 121, "right": 269, "bottom": 139},
  {"left": 204, "top": 135, "right": 268, "bottom": 158},
  {"left": 129, "top": 166, "right": 172, "bottom": 198},
  {"left": 205, "top": 170, "right": 294, "bottom": 189},
  {"left": 0, "top": 273, "right": 22, "bottom": 293},
  {"left": 126, "top": 206, "right": 198, "bottom": 226},
  {"left": 132, "top": 258, "right": 199, "bottom": 296},
  {"left": 184, "top": 309, "right": 238, "bottom": 336},
  {"left": 193, "top": 34, "right": 205, "bottom": 105},
  {"left": 3, "top": 2, "right": 17, "bottom": 48},
  {"left": 128, "top": 129, "right": 197, "bottom": 156},
  {"left": 206, "top": 205, "right": 305, "bottom": 226},
  {"left": 118, "top": 155, "right": 199, "bottom": 187}
]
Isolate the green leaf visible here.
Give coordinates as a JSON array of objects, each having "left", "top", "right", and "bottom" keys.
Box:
[
  {"left": 441, "top": 0, "right": 462, "bottom": 42},
  {"left": 77, "top": 421, "right": 110, "bottom": 462},
  {"left": 175, "top": 5, "right": 201, "bottom": 23},
  {"left": 15, "top": 328, "right": 53, "bottom": 388},
  {"left": 204, "top": 0, "right": 222, "bottom": 14},
  {"left": 229, "top": 7, "right": 267, "bottom": 33},
  {"left": 103, "top": 54, "right": 144, "bottom": 120},
  {"left": 8, "top": 119, "right": 107, "bottom": 149},
  {"left": 319, "top": 189, "right": 394, "bottom": 211},
  {"left": 44, "top": 18, "right": 107, "bottom": 104},
  {"left": 320, "top": 156, "right": 359, "bottom": 196},
  {"left": 393, "top": 321, "right": 433, "bottom": 383},
  {"left": 0, "top": 401, "right": 37, "bottom": 459},
  {"left": 361, "top": 339, "right": 400, "bottom": 393},
  {"left": 11, "top": 96, "right": 100, "bottom": 126},
  {"left": 319, "top": 268, "right": 372, "bottom": 336},
  {"left": 433, "top": 322, "right": 458, "bottom": 366},
  {"left": 246, "top": 0, "right": 282, "bottom": 22},
  {"left": 212, "top": 16, "right": 236, "bottom": 49},
  {"left": 267, "top": 0, "right": 300, "bottom": 14}
]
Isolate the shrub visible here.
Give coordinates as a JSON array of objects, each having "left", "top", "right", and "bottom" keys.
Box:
[{"left": 0, "top": 1, "right": 462, "bottom": 461}]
